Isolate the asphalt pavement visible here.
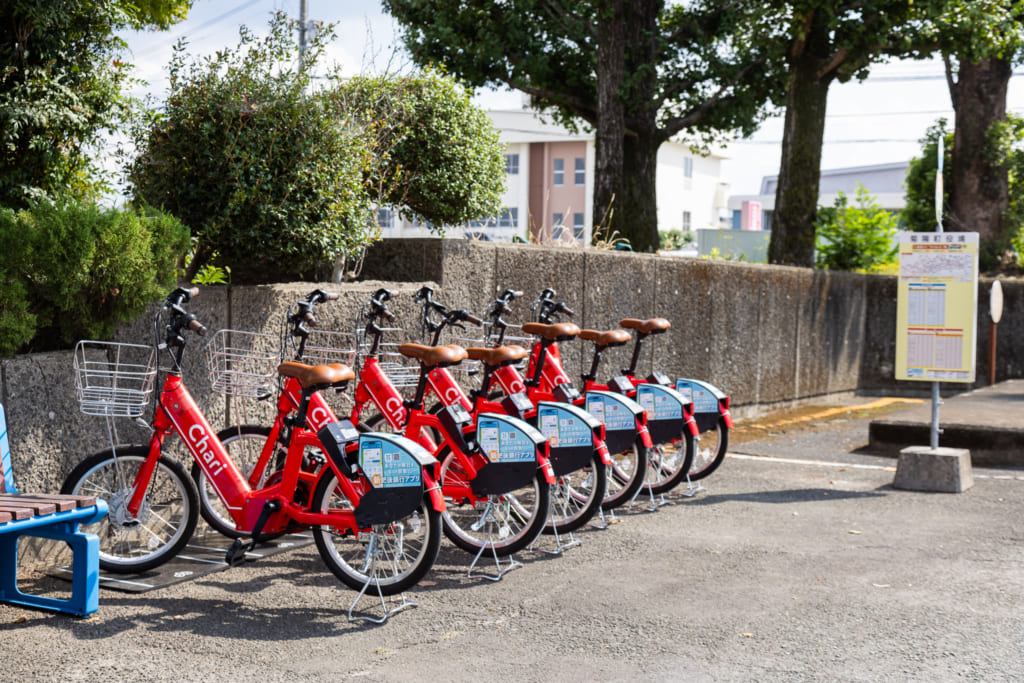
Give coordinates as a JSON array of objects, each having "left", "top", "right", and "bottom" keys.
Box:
[{"left": 2, "top": 397, "right": 1022, "bottom": 681}]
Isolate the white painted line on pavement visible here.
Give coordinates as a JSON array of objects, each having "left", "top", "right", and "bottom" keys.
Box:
[
  {"left": 729, "top": 452, "right": 1024, "bottom": 480},
  {"left": 729, "top": 453, "right": 895, "bottom": 471}
]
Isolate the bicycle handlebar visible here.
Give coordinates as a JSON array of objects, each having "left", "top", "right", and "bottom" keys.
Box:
[{"left": 532, "top": 287, "right": 574, "bottom": 323}]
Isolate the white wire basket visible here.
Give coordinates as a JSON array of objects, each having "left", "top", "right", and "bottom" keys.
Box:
[
  {"left": 74, "top": 341, "right": 157, "bottom": 418},
  {"left": 298, "top": 329, "right": 357, "bottom": 368},
  {"left": 357, "top": 327, "right": 420, "bottom": 388},
  {"left": 204, "top": 329, "right": 282, "bottom": 397}
]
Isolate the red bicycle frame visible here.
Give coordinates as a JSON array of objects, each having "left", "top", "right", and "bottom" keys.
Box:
[{"left": 128, "top": 369, "right": 443, "bottom": 538}]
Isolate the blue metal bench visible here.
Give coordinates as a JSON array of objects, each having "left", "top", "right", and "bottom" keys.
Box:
[{"left": 0, "top": 404, "right": 108, "bottom": 616}]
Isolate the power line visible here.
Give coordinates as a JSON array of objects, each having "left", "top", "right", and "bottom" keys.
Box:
[{"left": 130, "top": 0, "right": 267, "bottom": 62}]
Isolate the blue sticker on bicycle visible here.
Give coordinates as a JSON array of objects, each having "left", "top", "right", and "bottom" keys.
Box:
[
  {"left": 538, "top": 403, "right": 593, "bottom": 449},
  {"left": 359, "top": 435, "right": 426, "bottom": 489},
  {"left": 584, "top": 391, "right": 640, "bottom": 431},
  {"left": 636, "top": 383, "right": 685, "bottom": 420},
  {"left": 674, "top": 379, "right": 724, "bottom": 413},
  {"left": 477, "top": 414, "right": 543, "bottom": 463}
]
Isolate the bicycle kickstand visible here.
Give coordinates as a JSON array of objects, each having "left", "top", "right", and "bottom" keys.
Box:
[
  {"left": 466, "top": 499, "right": 523, "bottom": 581},
  {"left": 347, "top": 531, "right": 418, "bottom": 624},
  {"left": 629, "top": 465, "right": 669, "bottom": 512}
]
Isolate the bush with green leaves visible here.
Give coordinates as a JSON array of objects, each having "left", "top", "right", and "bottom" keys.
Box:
[
  {"left": 128, "top": 14, "right": 375, "bottom": 283},
  {"left": 329, "top": 68, "right": 506, "bottom": 228},
  {"left": 0, "top": 197, "right": 189, "bottom": 356},
  {"left": 815, "top": 184, "right": 897, "bottom": 272},
  {"left": 659, "top": 229, "right": 695, "bottom": 251}
]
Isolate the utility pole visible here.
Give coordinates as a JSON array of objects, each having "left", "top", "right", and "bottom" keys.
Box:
[{"left": 298, "top": 0, "right": 308, "bottom": 67}]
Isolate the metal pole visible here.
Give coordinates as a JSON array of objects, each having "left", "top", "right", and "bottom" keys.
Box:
[
  {"left": 930, "top": 135, "right": 944, "bottom": 451},
  {"left": 298, "top": 0, "right": 308, "bottom": 67}
]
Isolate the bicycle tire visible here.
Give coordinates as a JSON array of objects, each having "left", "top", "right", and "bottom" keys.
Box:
[
  {"left": 436, "top": 446, "right": 550, "bottom": 557},
  {"left": 191, "top": 425, "right": 287, "bottom": 539},
  {"left": 311, "top": 469, "right": 441, "bottom": 595},
  {"left": 479, "top": 390, "right": 605, "bottom": 533},
  {"left": 601, "top": 439, "right": 649, "bottom": 511},
  {"left": 645, "top": 430, "right": 697, "bottom": 495},
  {"left": 544, "top": 452, "right": 606, "bottom": 534},
  {"left": 61, "top": 446, "right": 199, "bottom": 573},
  {"left": 687, "top": 417, "right": 729, "bottom": 481}
]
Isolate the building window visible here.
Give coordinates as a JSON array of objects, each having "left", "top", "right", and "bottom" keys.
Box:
[
  {"left": 574, "top": 158, "right": 585, "bottom": 185},
  {"left": 505, "top": 153, "right": 519, "bottom": 175},
  {"left": 684, "top": 157, "right": 693, "bottom": 179},
  {"left": 552, "top": 212, "right": 564, "bottom": 240},
  {"left": 377, "top": 208, "right": 393, "bottom": 229},
  {"left": 498, "top": 207, "right": 518, "bottom": 228},
  {"left": 573, "top": 212, "right": 585, "bottom": 241},
  {"left": 682, "top": 211, "right": 691, "bottom": 232},
  {"left": 732, "top": 209, "right": 742, "bottom": 230},
  {"left": 553, "top": 158, "right": 564, "bottom": 186}
]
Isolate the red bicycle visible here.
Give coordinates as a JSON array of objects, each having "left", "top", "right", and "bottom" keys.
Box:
[
  {"left": 62, "top": 287, "right": 443, "bottom": 597},
  {"left": 349, "top": 289, "right": 554, "bottom": 558},
  {"left": 411, "top": 286, "right": 609, "bottom": 536},
  {"left": 481, "top": 289, "right": 653, "bottom": 513},
  {"left": 535, "top": 287, "right": 733, "bottom": 490}
]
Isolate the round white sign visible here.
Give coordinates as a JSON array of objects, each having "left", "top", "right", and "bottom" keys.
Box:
[{"left": 990, "top": 280, "right": 1004, "bottom": 324}]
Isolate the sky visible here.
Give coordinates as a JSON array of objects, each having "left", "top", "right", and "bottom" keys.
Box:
[{"left": 119, "top": 0, "right": 1024, "bottom": 196}]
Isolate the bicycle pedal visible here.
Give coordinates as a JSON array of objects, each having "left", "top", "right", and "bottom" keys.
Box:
[{"left": 225, "top": 537, "right": 255, "bottom": 566}]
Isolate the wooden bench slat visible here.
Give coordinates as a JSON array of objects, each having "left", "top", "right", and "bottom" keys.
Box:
[
  {"left": 0, "top": 499, "right": 57, "bottom": 516},
  {"left": 0, "top": 505, "right": 36, "bottom": 521},
  {"left": 0, "top": 511, "right": 10, "bottom": 523},
  {"left": 0, "top": 493, "right": 94, "bottom": 511}
]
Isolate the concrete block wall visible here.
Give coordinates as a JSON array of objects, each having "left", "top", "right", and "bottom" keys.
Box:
[{"left": 363, "top": 238, "right": 1024, "bottom": 407}]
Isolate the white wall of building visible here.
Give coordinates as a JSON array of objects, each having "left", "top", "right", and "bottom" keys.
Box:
[{"left": 656, "top": 143, "right": 729, "bottom": 233}]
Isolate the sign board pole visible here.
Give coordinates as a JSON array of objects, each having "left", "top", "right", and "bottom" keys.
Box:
[{"left": 930, "top": 138, "right": 944, "bottom": 450}]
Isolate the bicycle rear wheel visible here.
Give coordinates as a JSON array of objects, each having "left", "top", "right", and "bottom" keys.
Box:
[
  {"left": 61, "top": 446, "right": 199, "bottom": 573},
  {"left": 192, "top": 425, "right": 282, "bottom": 538},
  {"left": 544, "top": 452, "right": 606, "bottom": 534},
  {"left": 437, "top": 447, "right": 550, "bottom": 557},
  {"left": 311, "top": 470, "right": 441, "bottom": 596},
  {"left": 601, "top": 440, "right": 648, "bottom": 511},
  {"left": 687, "top": 418, "right": 729, "bottom": 481}
]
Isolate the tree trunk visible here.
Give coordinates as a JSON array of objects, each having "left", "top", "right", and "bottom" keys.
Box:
[
  {"left": 593, "top": 0, "right": 625, "bottom": 238},
  {"left": 947, "top": 56, "right": 1011, "bottom": 270},
  {"left": 615, "top": 0, "right": 662, "bottom": 253},
  {"left": 768, "top": 52, "right": 830, "bottom": 267},
  {"left": 620, "top": 132, "right": 660, "bottom": 253}
]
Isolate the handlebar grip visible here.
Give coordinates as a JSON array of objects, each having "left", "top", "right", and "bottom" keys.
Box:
[
  {"left": 560, "top": 303, "right": 575, "bottom": 316},
  {"left": 303, "top": 311, "right": 317, "bottom": 325},
  {"left": 187, "top": 286, "right": 199, "bottom": 299},
  {"left": 465, "top": 313, "right": 483, "bottom": 326},
  {"left": 188, "top": 319, "right": 207, "bottom": 336},
  {"left": 326, "top": 292, "right": 339, "bottom": 301},
  {"left": 383, "top": 308, "right": 396, "bottom": 323}
]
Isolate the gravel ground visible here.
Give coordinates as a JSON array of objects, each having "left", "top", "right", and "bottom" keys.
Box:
[{"left": 2, "top": 404, "right": 1022, "bottom": 681}]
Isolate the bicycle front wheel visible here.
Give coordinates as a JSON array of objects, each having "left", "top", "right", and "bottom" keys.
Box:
[
  {"left": 311, "top": 470, "right": 441, "bottom": 596},
  {"left": 687, "top": 418, "right": 729, "bottom": 481},
  {"left": 545, "top": 452, "right": 606, "bottom": 534},
  {"left": 61, "top": 446, "right": 199, "bottom": 573},
  {"left": 601, "top": 440, "right": 648, "bottom": 511},
  {"left": 437, "top": 447, "right": 550, "bottom": 557}
]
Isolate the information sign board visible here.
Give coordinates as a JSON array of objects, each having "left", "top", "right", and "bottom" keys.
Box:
[{"left": 895, "top": 232, "right": 978, "bottom": 382}]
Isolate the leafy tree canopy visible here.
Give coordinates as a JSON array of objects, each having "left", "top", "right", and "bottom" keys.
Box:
[
  {"left": 328, "top": 68, "right": 506, "bottom": 228},
  {"left": 0, "top": 0, "right": 192, "bottom": 209},
  {"left": 129, "top": 14, "right": 375, "bottom": 283},
  {"left": 383, "top": 0, "right": 782, "bottom": 252}
]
